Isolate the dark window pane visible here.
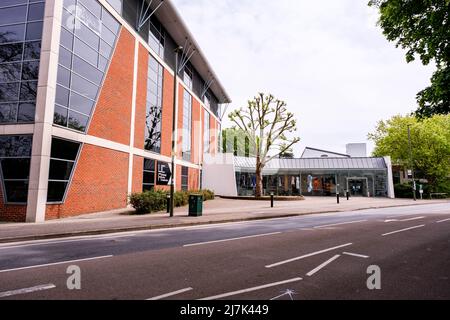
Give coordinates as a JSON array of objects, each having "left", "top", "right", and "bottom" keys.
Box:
[
  {"left": 0, "top": 24, "right": 25, "bottom": 44},
  {"left": 0, "top": 43, "right": 23, "bottom": 63},
  {"left": 144, "top": 159, "right": 155, "bottom": 171},
  {"left": 0, "top": 103, "right": 17, "bottom": 123},
  {"left": 72, "top": 55, "right": 103, "bottom": 84},
  {"left": 60, "top": 27, "right": 74, "bottom": 50},
  {"left": 4, "top": 180, "right": 28, "bottom": 203},
  {"left": 0, "top": 5, "right": 27, "bottom": 25},
  {"left": 182, "top": 166, "right": 189, "bottom": 176},
  {"left": 17, "top": 102, "right": 34, "bottom": 122},
  {"left": 143, "top": 171, "right": 155, "bottom": 184},
  {"left": 1, "top": 158, "right": 30, "bottom": 179},
  {"left": 28, "top": 2, "right": 45, "bottom": 21},
  {"left": 57, "top": 65, "right": 71, "bottom": 87},
  {"left": 25, "top": 21, "right": 43, "bottom": 41},
  {"left": 71, "top": 73, "right": 98, "bottom": 100},
  {"left": 49, "top": 159, "right": 74, "bottom": 180},
  {"left": 21, "top": 61, "right": 40, "bottom": 80},
  {"left": 23, "top": 41, "right": 41, "bottom": 60},
  {"left": 68, "top": 110, "right": 88, "bottom": 131},
  {"left": 0, "top": 62, "right": 21, "bottom": 82},
  {"left": 47, "top": 181, "right": 68, "bottom": 202},
  {"left": 143, "top": 184, "right": 154, "bottom": 192},
  {"left": 55, "top": 85, "right": 69, "bottom": 107},
  {"left": 0, "top": 135, "right": 32, "bottom": 157},
  {"left": 53, "top": 105, "right": 68, "bottom": 126},
  {"left": 75, "top": 21, "right": 100, "bottom": 50},
  {"left": 19, "top": 80, "right": 37, "bottom": 101},
  {"left": 0, "top": 82, "right": 20, "bottom": 102},
  {"left": 58, "top": 46, "right": 72, "bottom": 68},
  {"left": 0, "top": 1, "right": 27, "bottom": 8},
  {"left": 50, "top": 138, "right": 80, "bottom": 160},
  {"left": 73, "top": 37, "right": 98, "bottom": 66},
  {"left": 69, "top": 91, "right": 94, "bottom": 115}
]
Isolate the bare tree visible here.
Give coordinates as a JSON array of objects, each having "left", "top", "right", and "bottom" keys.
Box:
[{"left": 228, "top": 93, "right": 300, "bottom": 197}]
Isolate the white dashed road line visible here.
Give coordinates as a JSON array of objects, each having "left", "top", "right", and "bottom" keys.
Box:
[
  {"left": 0, "top": 284, "right": 56, "bottom": 298},
  {"left": 147, "top": 287, "right": 193, "bottom": 300},
  {"left": 183, "top": 232, "right": 281, "bottom": 247},
  {"left": 0, "top": 255, "right": 113, "bottom": 273},
  {"left": 342, "top": 252, "right": 370, "bottom": 259},
  {"left": 436, "top": 218, "right": 450, "bottom": 224},
  {"left": 382, "top": 225, "right": 425, "bottom": 237},
  {"left": 313, "top": 220, "right": 367, "bottom": 229}
]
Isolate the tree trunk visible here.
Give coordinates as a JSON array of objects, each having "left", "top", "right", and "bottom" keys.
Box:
[{"left": 255, "top": 160, "right": 263, "bottom": 198}]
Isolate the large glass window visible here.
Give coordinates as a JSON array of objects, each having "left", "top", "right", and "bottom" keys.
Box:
[
  {"left": 149, "top": 16, "right": 164, "bottom": 58},
  {"left": 47, "top": 137, "right": 81, "bottom": 203},
  {"left": 143, "top": 158, "right": 155, "bottom": 191},
  {"left": 54, "top": 0, "right": 120, "bottom": 132},
  {"left": 0, "top": 0, "right": 44, "bottom": 124},
  {"left": 183, "top": 63, "right": 193, "bottom": 90},
  {"left": 105, "top": 0, "right": 123, "bottom": 14},
  {"left": 203, "top": 109, "right": 210, "bottom": 154},
  {"left": 0, "top": 135, "right": 32, "bottom": 203},
  {"left": 182, "top": 90, "right": 192, "bottom": 161},
  {"left": 181, "top": 166, "right": 188, "bottom": 191},
  {"left": 144, "top": 55, "right": 163, "bottom": 153}
]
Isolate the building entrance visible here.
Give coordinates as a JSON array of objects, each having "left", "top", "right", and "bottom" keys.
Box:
[{"left": 347, "top": 178, "right": 368, "bottom": 197}]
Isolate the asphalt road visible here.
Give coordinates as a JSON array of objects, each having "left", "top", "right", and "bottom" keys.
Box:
[{"left": 0, "top": 203, "right": 449, "bottom": 300}]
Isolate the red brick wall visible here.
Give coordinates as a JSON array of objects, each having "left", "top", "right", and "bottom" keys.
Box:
[
  {"left": 132, "top": 155, "right": 143, "bottom": 193},
  {"left": 46, "top": 144, "right": 129, "bottom": 220},
  {"left": 88, "top": 28, "right": 134, "bottom": 145},
  {"left": 134, "top": 44, "right": 149, "bottom": 149},
  {"left": 0, "top": 185, "right": 27, "bottom": 222},
  {"left": 210, "top": 115, "right": 217, "bottom": 155},
  {"left": 161, "top": 69, "right": 174, "bottom": 158},
  {"left": 189, "top": 167, "right": 199, "bottom": 190}
]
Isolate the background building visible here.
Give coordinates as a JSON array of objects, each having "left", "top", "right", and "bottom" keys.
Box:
[{"left": 0, "top": 0, "right": 230, "bottom": 222}]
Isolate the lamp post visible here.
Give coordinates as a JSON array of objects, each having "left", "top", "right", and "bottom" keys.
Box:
[
  {"left": 407, "top": 124, "right": 417, "bottom": 201},
  {"left": 170, "top": 46, "right": 183, "bottom": 217}
]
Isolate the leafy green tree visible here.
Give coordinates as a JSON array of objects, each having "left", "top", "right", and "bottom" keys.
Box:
[
  {"left": 221, "top": 128, "right": 255, "bottom": 157},
  {"left": 369, "top": 0, "right": 450, "bottom": 118},
  {"left": 229, "top": 93, "right": 300, "bottom": 197},
  {"left": 368, "top": 114, "right": 450, "bottom": 189}
]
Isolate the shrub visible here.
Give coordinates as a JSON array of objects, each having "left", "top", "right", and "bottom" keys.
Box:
[{"left": 129, "top": 189, "right": 215, "bottom": 214}]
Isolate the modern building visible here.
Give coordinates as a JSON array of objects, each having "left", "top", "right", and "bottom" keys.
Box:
[
  {"left": 0, "top": 0, "right": 231, "bottom": 222},
  {"left": 203, "top": 152, "right": 395, "bottom": 199},
  {"left": 301, "top": 147, "right": 350, "bottom": 159}
]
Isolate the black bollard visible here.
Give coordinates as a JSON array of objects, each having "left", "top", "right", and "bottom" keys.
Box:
[
  {"left": 346, "top": 191, "right": 350, "bottom": 201},
  {"left": 270, "top": 193, "right": 274, "bottom": 208},
  {"left": 166, "top": 195, "right": 171, "bottom": 213},
  {"left": 337, "top": 192, "right": 340, "bottom": 204}
]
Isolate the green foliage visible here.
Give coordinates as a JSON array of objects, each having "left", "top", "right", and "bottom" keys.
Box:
[
  {"left": 369, "top": 0, "right": 450, "bottom": 117},
  {"left": 222, "top": 128, "right": 255, "bottom": 157},
  {"left": 369, "top": 114, "right": 450, "bottom": 188},
  {"left": 395, "top": 180, "right": 450, "bottom": 198},
  {"left": 129, "top": 189, "right": 215, "bottom": 215}
]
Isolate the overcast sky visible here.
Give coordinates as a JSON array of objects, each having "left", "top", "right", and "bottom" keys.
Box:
[{"left": 172, "top": 0, "right": 434, "bottom": 156}]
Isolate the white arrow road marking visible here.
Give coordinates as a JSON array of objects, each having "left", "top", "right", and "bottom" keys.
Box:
[
  {"left": 147, "top": 287, "right": 193, "bottom": 300},
  {"left": 265, "top": 243, "right": 352, "bottom": 268},
  {"left": 199, "top": 277, "right": 303, "bottom": 300},
  {"left": 382, "top": 225, "right": 425, "bottom": 237},
  {"left": 0, "top": 284, "right": 56, "bottom": 298},
  {"left": 306, "top": 255, "right": 341, "bottom": 277}
]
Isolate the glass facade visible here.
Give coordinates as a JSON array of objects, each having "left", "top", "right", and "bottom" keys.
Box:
[
  {"left": 0, "top": 135, "right": 32, "bottom": 203},
  {"left": 47, "top": 137, "right": 81, "bottom": 203},
  {"left": 203, "top": 109, "right": 209, "bottom": 154},
  {"left": 0, "top": 0, "right": 45, "bottom": 124},
  {"left": 236, "top": 170, "right": 389, "bottom": 198},
  {"left": 54, "top": 0, "right": 120, "bottom": 132},
  {"left": 143, "top": 158, "right": 155, "bottom": 191},
  {"left": 182, "top": 89, "right": 192, "bottom": 161},
  {"left": 144, "top": 54, "right": 163, "bottom": 153}
]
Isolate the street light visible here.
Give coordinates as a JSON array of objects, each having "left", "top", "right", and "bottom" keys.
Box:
[
  {"left": 407, "top": 124, "right": 417, "bottom": 201},
  {"left": 170, "top": 46, "right": 183, "bottom": 217}
]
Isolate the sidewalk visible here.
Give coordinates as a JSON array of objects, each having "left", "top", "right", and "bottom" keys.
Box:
[{"left": 0, "top": 197, "right": 448, "bottom": 243}]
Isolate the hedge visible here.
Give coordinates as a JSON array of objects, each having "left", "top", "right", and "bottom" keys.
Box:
[
  {"left": 394, "top": 180, "right": 450, "bottom": 199},
  {"left": 129, "top": 189, "right": 215, "bottom": 215}
]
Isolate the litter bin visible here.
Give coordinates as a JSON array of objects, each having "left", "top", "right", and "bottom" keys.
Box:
[{"left": 189, "top": 194, "right": 203, "bottom": 217}]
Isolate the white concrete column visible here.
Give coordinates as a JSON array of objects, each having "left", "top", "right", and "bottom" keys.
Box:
[
  {"left": 26, "top": 0, "right": 63, "bottom": 222},
  {"left": 384, "top": 156, "right": 396, "bottom": 199}
]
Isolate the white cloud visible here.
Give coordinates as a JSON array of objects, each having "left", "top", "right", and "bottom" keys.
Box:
[{"left": 172, "top": 0, "right": 435, "bottom": 156}]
